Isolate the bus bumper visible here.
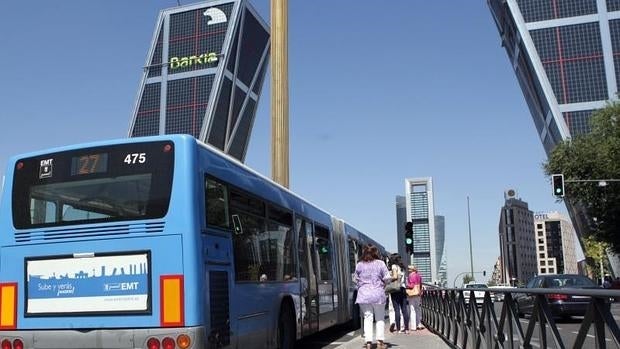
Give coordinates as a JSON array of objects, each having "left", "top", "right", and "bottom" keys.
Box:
[{"left": 0, "top": 326, "right": 207, "bottom": 349}]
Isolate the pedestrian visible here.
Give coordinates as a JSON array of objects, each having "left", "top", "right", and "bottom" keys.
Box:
[
  {"left": 386, "top": 255, "right": 397, "bottom": 333},
  {"left": 388, "top": 253, "right": 410, "bottom": 334},
  {"left": 354, "top": 244, "right": 391, "bottom": 349},
  {"left": 406, "top": 264, "right": 424, "bottom": 331}
]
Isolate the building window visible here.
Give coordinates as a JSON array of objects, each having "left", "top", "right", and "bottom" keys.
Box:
[
  {"left": 549, "top": 268, "right": 555, "bottom": 273},
  {"left": 539, "top": 245, "right": 545, "bottom": 251},
  {"left": 541, "top": 260, "right": 546, "bottom": 266},
  {"left": 537, "top": 223, "right": 543, "bottom": 229},
  {"left": 539, "top": 253, "right": 545, "bottom": 258},
  {"left": 541, "top": 268, "right": 547, "bottom": 273},
  {"left": 538, "top": 231, "right": 543, "bottom": 236},
  {"left": 548, "top": 260, "right": 554, "bottom": 265}
]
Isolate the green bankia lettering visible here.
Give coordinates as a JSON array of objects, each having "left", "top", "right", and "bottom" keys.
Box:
[{"left": 169, "top": 53, "right": 218, "bottom": 69}]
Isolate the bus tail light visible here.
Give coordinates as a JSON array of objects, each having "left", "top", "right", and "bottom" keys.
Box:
[
  {"left": 12, "top": 339, "right": 22, "bottom": 349},
  {"left": 162, "top": 337, "right": 175, "bottom": 349},
  {"left": 1, "top": 339, "right": 11, "bottom": 349},
  {"left": 0, "top": 283, "right": 17, "bottom": 330},
  {"left": 146, "top": 337, "right": 160, "bottom": 349},
  {"left": 176, "top": 334, "right": 191, "bottom": 349},
  {"left": 160, "top": 275, "right": 184, "bottom": 327}
]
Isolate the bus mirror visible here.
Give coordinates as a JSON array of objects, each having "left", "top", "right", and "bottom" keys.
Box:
[{"left": 232, "top": 214, "right": 243, "bottom": 235}]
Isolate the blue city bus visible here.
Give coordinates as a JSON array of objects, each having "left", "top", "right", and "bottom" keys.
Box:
[{"left": 0, "top": 135, "right": 387, "bottom": 349}]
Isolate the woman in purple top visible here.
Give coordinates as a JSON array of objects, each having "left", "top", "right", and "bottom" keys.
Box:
[{"left": 355, "top": 244, "right": 390, "bottom": 349}]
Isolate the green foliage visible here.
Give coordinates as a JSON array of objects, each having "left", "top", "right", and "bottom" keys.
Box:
[
  {"left": 462, "top": 274, "right": 475, "bottom": 285},
  {"left": 583, "top": 235, "right": 610, "bottom": 278},
  {"left": 544, "top": 101, "right": 620, "bottom": 252}
]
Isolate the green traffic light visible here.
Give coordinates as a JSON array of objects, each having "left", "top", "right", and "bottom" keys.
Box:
[
  {"left": 555, "top": 188, "right": 562, "bottom": 193},
  {"left": 405, "top": 238, "right": 413, "bottom": 244}
]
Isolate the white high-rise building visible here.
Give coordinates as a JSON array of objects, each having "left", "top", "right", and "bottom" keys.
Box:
[
  {"left": 435, "top": 215, "right": 447, "bottom": 286},
  {"left": 534, "top": 211, "right": 579, "bottom": 275},
  {"left": 405, "top": 178, "right": 436, "bottom": 284}
]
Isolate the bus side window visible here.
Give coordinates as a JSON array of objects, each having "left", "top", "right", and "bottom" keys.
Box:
[
  {"left": 315, "top": 225, "right": 333, "bottom": 281},
  {"left": 347, "top": 238, "right": 358, "bottom": 282},
  {"left": 205, "top": 177, "right": 230, "bottom": 229},
  {"left": 229, "top": 189, "right": 266, "bottom": 281},
  {"left": 267, "top": 205, "right": 296, "bottom": 281}
]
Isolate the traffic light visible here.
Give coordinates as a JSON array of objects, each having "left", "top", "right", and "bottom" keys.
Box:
[
  {"left": 405, "top": 221, "right": 413, "bottom": 255},
  {"left": 552, "top": 174, "right": 565, "bottom": 197},
  {"left": 405, "top": 232, "right": 413, "bottom": 255}
]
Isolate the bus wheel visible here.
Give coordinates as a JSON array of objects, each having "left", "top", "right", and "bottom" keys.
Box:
[{"left": 278, "top": 302, "right": 295, "bottom": 349}]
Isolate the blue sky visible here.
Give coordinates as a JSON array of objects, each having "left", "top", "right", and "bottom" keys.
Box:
[{"left": 0, "top": 1, "right": 569, "bottom": 286}]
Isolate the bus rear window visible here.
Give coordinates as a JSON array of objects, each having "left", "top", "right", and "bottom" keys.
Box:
[{"left": 12, "top": 141, "right": 174, "bottom": 229}]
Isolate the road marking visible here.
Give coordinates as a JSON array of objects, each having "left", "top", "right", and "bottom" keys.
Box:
[
  {"left": 512, "top": 338, "right": 540, "bottom": 347},
  {"left": 571, "top": 331, "right": 612, "bottom": 342}
]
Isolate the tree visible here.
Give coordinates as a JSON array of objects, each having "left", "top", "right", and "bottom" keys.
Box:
[
  {"left": 544, "top": 101, "right": 620, "bottom": 252},
  {"left": 462, "top": 274, "right": 475, "bottom": 285},
  {"left": 583, "top": 235, "right": 610, "bottom": 282}
]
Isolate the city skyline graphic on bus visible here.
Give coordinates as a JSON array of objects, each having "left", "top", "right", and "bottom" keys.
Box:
[{"left": 26, "top": 253, "right": 149, "bottom": 313}]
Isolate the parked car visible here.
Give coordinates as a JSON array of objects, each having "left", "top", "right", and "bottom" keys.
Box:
[
  {"left": 463, "top": 283, "right": 488, "bottom": 306},
  {"left": 514, "top": 274, "right": 598, "bottom": 319}
]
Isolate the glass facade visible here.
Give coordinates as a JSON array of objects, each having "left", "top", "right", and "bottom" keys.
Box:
[
  {"left": 489, "top": 0, "right": 620, "bottom": 149},
  {"left": 434, "top": 215, "right": 447, "bottom": 286},
  {"left": 129, "top": 0, "right": 270, "bottom": 162},
  {"left": 405, "top": 178, "right": 436, "bottom": 284},
  {"left": 517, "top": 0, "right": 597, "bottom": 23}
]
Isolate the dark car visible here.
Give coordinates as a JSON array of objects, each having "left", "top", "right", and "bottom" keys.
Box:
[{"left": 514, "top": 274, "right": 598, "bottom": 319}]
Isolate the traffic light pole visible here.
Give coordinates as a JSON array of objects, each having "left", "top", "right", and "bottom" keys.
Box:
[
  {"left": 552, "top": 175, "right": 620, "bottom": 197},
  {"left": 565, "top": 178, "right": 620, "bottom": 185}
]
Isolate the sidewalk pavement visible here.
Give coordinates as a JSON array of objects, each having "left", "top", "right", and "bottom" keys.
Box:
[{"left": 334, "top": 326, "right": 450, "bottom": 349}]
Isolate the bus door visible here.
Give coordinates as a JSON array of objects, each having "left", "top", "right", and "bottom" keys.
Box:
[
  {"left": 204, "top": 178, "right": 233, "bottom": 348},
  {"left": 297, "top": 218, "right": 319, "bottom": 336},
  {"left": 314, "top": 224, "right": 336, "bottom": 329}
]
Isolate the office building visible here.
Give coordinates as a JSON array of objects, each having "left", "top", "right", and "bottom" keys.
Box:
[
  {"left": 490, "top": 257, "right": 504, "bottom": 285},
  {"left": 435, "top": 215, "right": 447, "bottom": 286},
  {"left": 498, "top": 189, "right": 537, "bottom": 285},
  {"left": 404, "top": 178, "right": 436, "bottom": 284},
  {"left": 129, "top": 0, "right": 270, "bottom": 161},
  {"left": 395, "top": 195, "right": 407, "bottom": 260},
  {"left": 534, "top": 211, "right": 579, "bottom": 274},
  {"left": 488, "top": 0, "right": 620, "bottom": 274}
]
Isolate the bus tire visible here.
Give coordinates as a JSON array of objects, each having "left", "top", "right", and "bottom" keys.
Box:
[{"left": 277, "top": 301, "right": 295, "bottom": 349}]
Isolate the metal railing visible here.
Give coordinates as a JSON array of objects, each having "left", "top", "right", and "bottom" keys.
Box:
[{"left": 421, "top": 286, "right": 620, "bottom": 349}]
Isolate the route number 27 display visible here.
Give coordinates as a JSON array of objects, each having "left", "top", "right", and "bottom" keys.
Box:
[{"left": 124, "top": 153, "right": 146, "bottom": 164}]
